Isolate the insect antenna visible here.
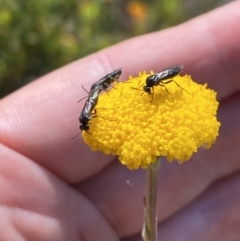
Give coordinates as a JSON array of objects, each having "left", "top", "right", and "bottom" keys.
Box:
[
  {"left": 70, "top": 132, "right": 81, "bottom": 140},
  {"left": 130, "top": 80, "right": 146, "bottom": 93},
  {"left": 131, "top": 87, "right": 143, "bottom": 91}
]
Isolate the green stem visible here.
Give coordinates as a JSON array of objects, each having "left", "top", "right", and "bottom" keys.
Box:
[{"left": 142, "top": 158, "right": 161, "bottom": 241}]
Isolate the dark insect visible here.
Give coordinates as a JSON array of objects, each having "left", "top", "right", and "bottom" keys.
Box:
[
  {"left": 78, "top": 68, "right": 122, "bottom": 133},
  {"left": 77, "top": 68, "right": 122, "bottom": 103},
  {"left": 79, "top": 88, "right": 100, "bottom": 133},
  {"left": 131, "top": 65, "right": 188, "bottom": 101},
  {"left": 143, "top": 65, "right": 184, "bottom": 96},
  {"left": 90, "top": 68, "right": 122, "bottom": 93}
]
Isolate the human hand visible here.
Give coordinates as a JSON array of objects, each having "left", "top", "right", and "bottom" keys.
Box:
[{"left": 0, "top": 1, "right": 240, "bottom": 240}]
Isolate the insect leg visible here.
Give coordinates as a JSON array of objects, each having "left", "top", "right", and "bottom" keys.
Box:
[
  {"left": 81, "top": 85, "right": 90, "bottom": 93},
  {"left": 161, "top": 79, "right": 189, "bottom": 94},
  {"left": 172, "top": 80, "right": 190, "bottom": 94},
  {"left": 150, "top": 87, "right": 154, "bottom": 102},
  {"left": 77, "top": 85, "right": 90, "bottom": 103},
  {"left": 77, "top": 96, "right": 88, "bottom": 103}
]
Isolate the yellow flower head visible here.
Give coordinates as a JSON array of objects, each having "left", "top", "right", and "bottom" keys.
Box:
[{"left": 82, "top": 70, "right": 220, "bottom": 170}]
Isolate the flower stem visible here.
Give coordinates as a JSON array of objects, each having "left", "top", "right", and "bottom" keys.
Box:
[{"left": 142, "top": 158, "right": 161, "bottom": 241}]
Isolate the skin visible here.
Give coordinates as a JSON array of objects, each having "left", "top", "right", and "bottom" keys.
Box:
[{"left": 0, "top": 1, "right": 240, "bottom": 240}]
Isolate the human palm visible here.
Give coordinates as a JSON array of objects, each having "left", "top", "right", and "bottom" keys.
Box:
[{"left": 1, "top": 2, "right": 240, "bottom": 240}]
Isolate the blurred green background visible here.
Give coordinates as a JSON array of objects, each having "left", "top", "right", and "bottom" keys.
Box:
[{"left": 0, "top": 0, "right": 232, "bottom": 98}]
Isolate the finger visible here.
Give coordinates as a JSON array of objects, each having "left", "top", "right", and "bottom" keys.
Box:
[
  {"left": 124, "top": 172, "right": 240, "bottom": 241},
  {"left": 102, "top": 0, "right": 240, "bottom": 100},
  {"left": 76, "top": 93, "right": 240, "bottom": 238},
  {"left": 0, "top": 144, "right": 118, "bottom": 241},
  {"left": 1, "top": 1, "right": 239, "bottom": 183},
  {"left": 158, "top": 173, "right": 240, "bottom": 241}
]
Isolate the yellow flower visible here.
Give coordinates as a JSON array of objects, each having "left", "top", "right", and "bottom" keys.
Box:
[{"left": 82, "top": 71, "right": 220, "bottom": 170}]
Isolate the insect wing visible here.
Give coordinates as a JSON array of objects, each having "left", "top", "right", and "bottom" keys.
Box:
[
  {"left": 155, "top": 65, "right": 183, "bottom": 81},
  {"left": 96, "top": 68, "right": 122, "bottom": 87},
  {"left": 79, "top": 99, "right": 91, "bottom": 123},
  {"left": 90, "top": 87, "right": 100, "bottom": 103},
  {"left": 111, "top": 68, "right": 122, "bottom": 80}
]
